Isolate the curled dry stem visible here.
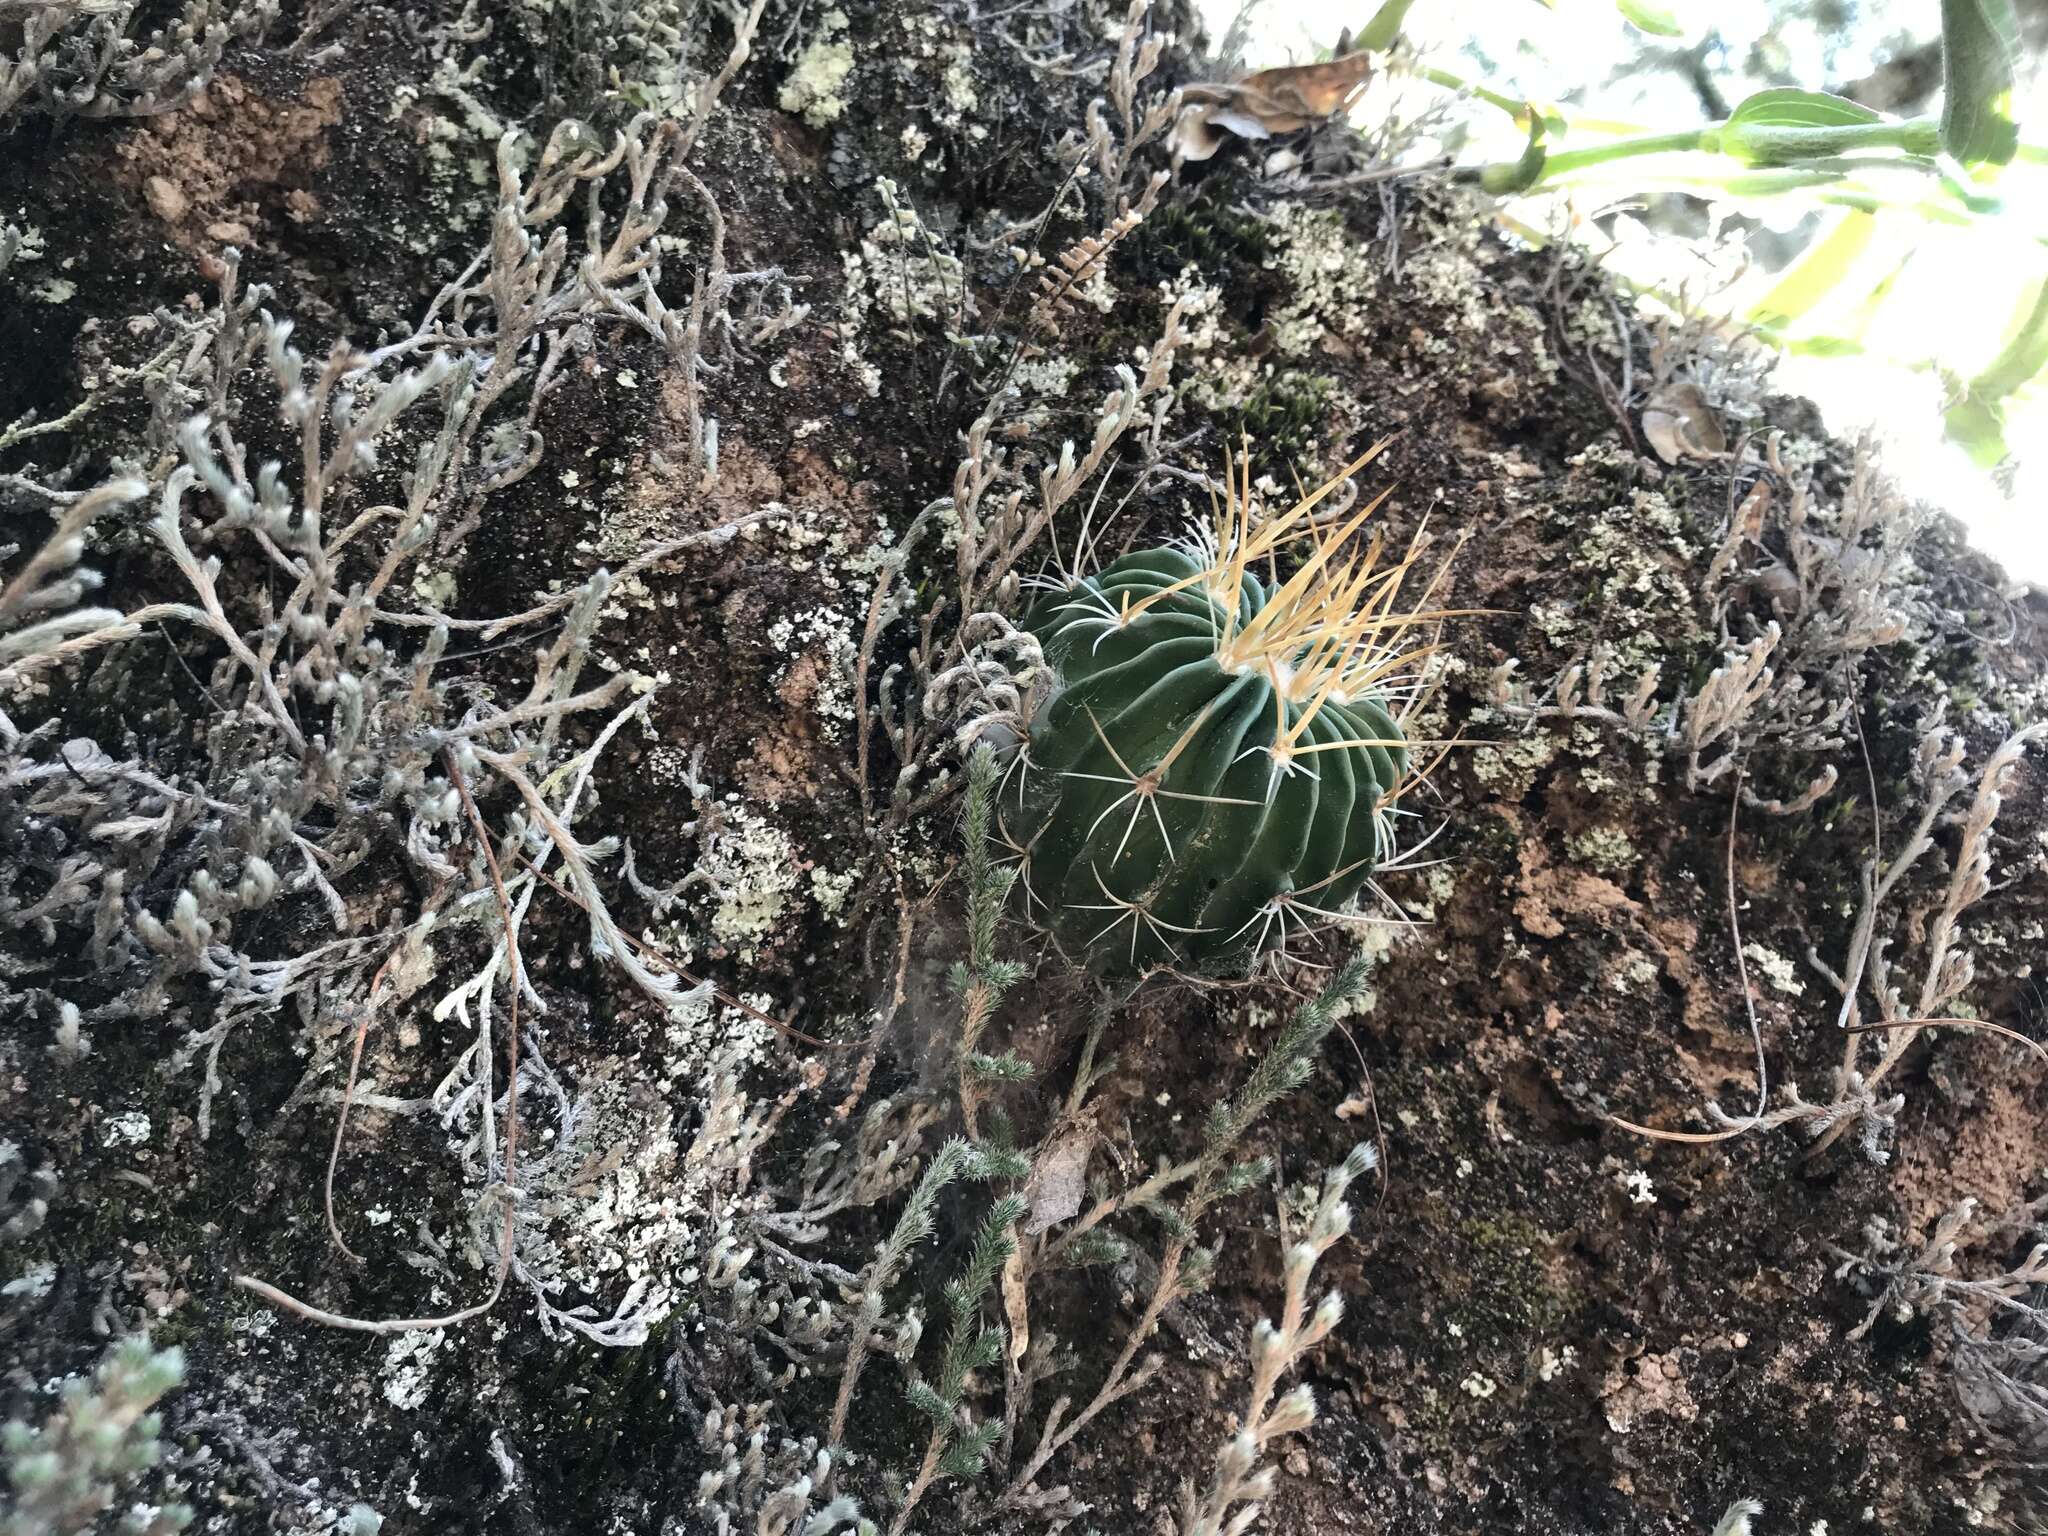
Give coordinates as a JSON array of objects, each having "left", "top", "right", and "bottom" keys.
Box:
[{"left": 235, "top": 748, "right": 522, "bottom": 1334}]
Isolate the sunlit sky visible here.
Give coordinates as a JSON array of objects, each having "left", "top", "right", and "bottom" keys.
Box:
[{"left": 1196, "top": 0, "right": 2048, "bottom": 588}]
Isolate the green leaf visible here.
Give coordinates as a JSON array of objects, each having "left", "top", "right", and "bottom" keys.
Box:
[
  {"left": 987, "top": 1191, "right": 1030, "bottom": 1232},
  {"left": 1726, "top": 88, "right": 1882, "bottom": 132},
  {"left": 1943, "top": 278, "right": 2048, "bottom": 466},
  {"left": 1715, "top": 167, "right": 1852, "bottom": 197},
  {"left": 1357, "top": 0, "right": 1418, "bottom": 51},
  {"left": 984, "top": 1106, "right": 1017, "bottom": 1153},
  {"left": 1745, "top": 211, "right": 1877, "bottom": 330},
  {"left": 964, "top": 1325, "right": 1005, "bottom": 1371},
  {"left": 1058, "top": 1229, "right": 1131, "bottom": 1269},
  {"left": 938, "top": 1419, "right": 1002, "bottom": 1480},
  {"left": 1222, "top": 1156, "right": 1274, "bottom": 1195},
  {"left": 1707, "top": 88, "right": 1930, "bottom": 168},
  {"left": 1753, "top": 248, "right": 1906, "bottom": 358},
  {"left": 905, "top": 1378, "right": 951, "bottom": 1422},
  {"left": 983, "top": 959, "right": 1028, "bottom": 991},
  {"left": 1779, "top": 335, "right": 1870, "bottom": 359},
  {"left": 1943, "top": 394, "right": 2009, "bottom": 467},
  {"left": 968, "top": 1050, "right": 1035, "bottom": 1083},
  {"left": 1973, "top": 277, "right": 2048, "bottom": 399},
  {"left": 967, "top": 1142, "right": 1031, "bottom": 1181},
  {"left": 1617, "top": 0, "right": 1683, "bottom": 36},
  {"left": 1141, "top": 1200, "right": 1194, "bottom": 1241},
  {"left": 1941, "top": 0, "right": 2022, "bottom": 165}
]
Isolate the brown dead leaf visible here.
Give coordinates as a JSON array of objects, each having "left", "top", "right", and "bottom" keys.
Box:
[
  {"left": 1023, "top": 1129, "right": 1094, "bottom": 1234},
  {"left": 1731, "top": 476, "right": 1771, "bottom": 542},
  {"left": 1169, "top": 50, "right": 1374, "bottom": 163},
  {"left": 1640, "top": 381, "right": 1728, "bottom": 464},
  {"left": 1001, "top": 1246, "right": 1030, "bottom": 1364}
]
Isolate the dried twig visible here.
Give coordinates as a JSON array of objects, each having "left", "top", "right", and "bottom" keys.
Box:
[{"left": 233, "top": 751, "right": 524, "bottom": 1336}]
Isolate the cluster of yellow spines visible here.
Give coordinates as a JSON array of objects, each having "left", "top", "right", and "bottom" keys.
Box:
[{"left": 1107, "top": 438, "right": 1464, "bottom": 775}]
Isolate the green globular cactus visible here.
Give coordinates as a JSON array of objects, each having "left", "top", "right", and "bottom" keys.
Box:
[{"left": 997, "top": 446, "right": 1446, "bottom": 976}]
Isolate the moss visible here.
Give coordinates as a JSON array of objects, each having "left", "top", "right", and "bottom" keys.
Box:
[
  {"left": 1471, "top": 729, "right": 1561, "bottom": 798},
  {"left": 1740, "top": 942, "right": 1805, "bottom": 997},
  {"left": 525, "top": 1320, "right": 679, "bottom": 1496},
  {"left": 1137, "top": 195, "right": 1274, "bottom": 282},
  {"left": 1237, "top": 369, "right": 1335, "bottom": 470},
  {"left": 1261, "top": 204, "right": 1383, "bottom": 358},
  {"left": 1454, "top": 1213, "right": 1574, "bottom": 1342},
  {"left": 699, "top": 804, "right": 807, "bottom": 957},
  {"left": 1464, "top": 811, "right": 1521, "bottom": 859}
]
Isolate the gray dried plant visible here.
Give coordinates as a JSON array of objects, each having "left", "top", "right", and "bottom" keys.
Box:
[{"left": 2, "top": 12, "right": 796, "bottom": 1349}]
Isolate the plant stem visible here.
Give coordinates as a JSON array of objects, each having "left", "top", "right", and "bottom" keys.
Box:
[
  {"left": 1460, "top": 114, "right": 1950, "bottom": 196},
  {"left": 886, "top": 1443, "right": 944, "bottom": 1536},
  {"left": 1534, "top": 128, "right": 1706, "bottom": 177},
  {"left": 1040, "top": 1156, "right": 1199, "bottom": 1263},
  {"left": 1413, "top": 64, "right": 1537, "bottom": 125}
]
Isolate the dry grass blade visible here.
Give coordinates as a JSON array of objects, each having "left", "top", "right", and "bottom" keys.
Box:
[
  {"left": 323, "top": 951, "right": 397, "bottom": 1264},
  {"left": 1845, "top": 1015, "right": 2048, "bottom": 1068}
]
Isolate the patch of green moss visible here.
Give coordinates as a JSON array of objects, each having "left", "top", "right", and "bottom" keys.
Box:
[
  {"left": 1137, "top": 196, "right": 1274, "bottom": 282},
  {"left": 533, "top": 1320, "right": 679, "bottom": 1492},
  {"left": 1453, "top": 1212, "right": 1573, "bottom": 1342},
  {"left": 1465, "top": 812, "right": 1522, "bottom": 864},
  {"left": 1238, "top": 370, "right": 1334, "bottom": 469}
]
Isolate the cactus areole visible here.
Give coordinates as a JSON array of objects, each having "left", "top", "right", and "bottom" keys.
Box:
[{"left": 1002, "top": 457, "right": 1432, "bottom": 975}]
